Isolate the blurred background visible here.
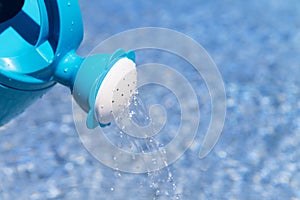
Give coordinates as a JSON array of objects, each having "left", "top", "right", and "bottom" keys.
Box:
[{"left": 1, "top": 0, "right": 300, "bottom": 199}]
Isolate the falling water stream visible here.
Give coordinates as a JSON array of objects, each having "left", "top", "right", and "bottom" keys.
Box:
[{"left": 108, "top": 93, "right": 181, "bottom": 200}]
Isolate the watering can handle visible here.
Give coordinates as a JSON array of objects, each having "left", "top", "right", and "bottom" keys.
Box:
[{"left": 35, "top": 0, "right": 49, "bottom": 47}]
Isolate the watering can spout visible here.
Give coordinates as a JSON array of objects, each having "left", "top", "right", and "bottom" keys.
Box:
[
  {"left": 53, "top": 49, "right": 137, "bottom": 128},
  {"left": 54, "top": 51, "right": 84, "bottom": 88}
]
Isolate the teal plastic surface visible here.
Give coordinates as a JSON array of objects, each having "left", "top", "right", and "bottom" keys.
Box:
[{"left": 0, "top": 83, "right": 52, "bottom": 127}]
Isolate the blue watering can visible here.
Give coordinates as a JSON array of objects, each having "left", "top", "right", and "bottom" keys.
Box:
[{"left": 0, "top": 0, "right": 137, "bottom": 128}]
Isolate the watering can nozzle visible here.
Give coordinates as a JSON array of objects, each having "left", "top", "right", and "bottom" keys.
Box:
[
  {"left": 94, "top": 57, "right": 137, "bottom": 126},
  {"left": 70, "top": 49, "right": 137, "bottom": 129}
]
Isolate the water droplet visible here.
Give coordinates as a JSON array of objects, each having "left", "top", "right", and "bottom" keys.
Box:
[
  {"left": 131, "top": 154, "right": 136, "bottom": 160},
  {"left": 114, "top": 171, "right": 122, "bottom": 177},
  {"left": 64, "top": 68, "right": 68, "bottom": 73},
  {"left": 117, "top": 143, "right": 123, "bottom": 148},
  {"left": 152, "top": 158, "right": 157, "bottom": 165},
  {"left": 155, "top": 189, "right": 160, "bottom": 196},
  {"left": 172, "top": 183, "right": 177, "bottom": 190},
  {"left": 110, "top": 187, "right": 114, "bottom": 191},
  {"left": 67, "top": 2, "right": 71, "bottom": 6}
]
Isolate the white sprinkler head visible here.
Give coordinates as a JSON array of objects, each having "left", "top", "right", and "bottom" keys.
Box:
[{"left": 94, "top": 57, "right": 137, "bottom": 125}]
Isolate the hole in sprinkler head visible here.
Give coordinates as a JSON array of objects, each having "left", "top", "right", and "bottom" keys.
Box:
[
  {"left": 112, "top": 100, "right": 115, "bottom": 103},
  {"left": 121, "top": 94, "right": 124, "bottom": 96}
]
